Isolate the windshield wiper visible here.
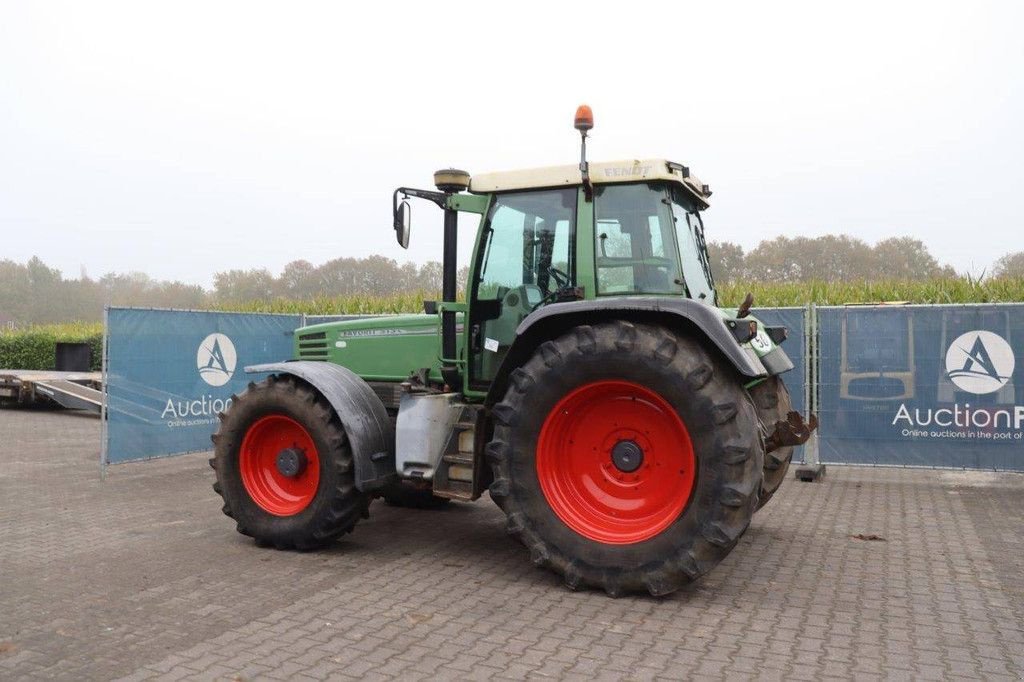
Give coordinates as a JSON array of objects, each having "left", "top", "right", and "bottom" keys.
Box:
[{"left": 689, "top": 212, "right": 718, "bottom": 305}]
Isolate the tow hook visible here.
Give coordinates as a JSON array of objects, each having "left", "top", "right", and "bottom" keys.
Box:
[{"left": 765, "top": 411, "right": 818, "bottom": 453}]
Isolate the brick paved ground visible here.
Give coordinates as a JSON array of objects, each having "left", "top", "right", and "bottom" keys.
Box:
[{"left": 1, "top": 406, "right": 1023, "bottom": 681}]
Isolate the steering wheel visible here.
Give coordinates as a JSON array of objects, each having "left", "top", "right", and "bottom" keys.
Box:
[
  {"left": 547, "top": 266, "right": 571, "bottom": 291},
  {"left": 532, "top": 267, "right": 573, "bottom": 311}
]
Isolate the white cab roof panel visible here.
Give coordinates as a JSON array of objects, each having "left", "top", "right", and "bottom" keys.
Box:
[{"left": 469, "top": 158, "right": 710, "bottom": 206}]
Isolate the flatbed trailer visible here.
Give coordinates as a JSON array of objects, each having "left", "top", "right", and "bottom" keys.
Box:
[{"left": 0, "top": 370, "right": 103, "bottom": 414}]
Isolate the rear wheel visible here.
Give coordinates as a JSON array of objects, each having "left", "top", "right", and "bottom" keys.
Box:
[
  {"left": 211, "top": 375, "right": 369, "bottom": 549},
  {"left": 750, "top": 376, "right": 795, "bottom": 511},
  {"left": 487, "top": 321, "right": 764, "bottom": 596}
]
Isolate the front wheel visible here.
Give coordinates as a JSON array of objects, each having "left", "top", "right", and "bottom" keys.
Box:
[
  {"left": 750, "top": 376, "right": 795, "bottom": 511},
  {"left": 211, "top": 374, "right": 369, "bottom": 550},
  {"left": 487, "top": 321, "right": 764, "bottom": 596}
]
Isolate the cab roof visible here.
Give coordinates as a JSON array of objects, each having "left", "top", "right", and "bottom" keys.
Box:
[{"left": 468, "top": 158, "right": 711, "bottom": 207}]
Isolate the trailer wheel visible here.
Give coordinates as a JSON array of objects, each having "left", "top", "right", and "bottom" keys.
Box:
[
  {"left": 487, "top": 321, "right": 764, "bottom": 597},
  {"left": 750, "top": 376, "right": 795, "bottom": 511},
  {"left": 211, "top": 374, "right": 369, "bottom": 550}
]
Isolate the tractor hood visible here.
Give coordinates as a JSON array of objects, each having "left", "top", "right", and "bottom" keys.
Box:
[{"left": 292, "top": 313, "right": 451, "bottom": 383}]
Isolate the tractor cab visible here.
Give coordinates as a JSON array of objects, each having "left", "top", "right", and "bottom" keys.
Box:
[{"left": 461, "top": 161, "right": 718, "bottom": 385}]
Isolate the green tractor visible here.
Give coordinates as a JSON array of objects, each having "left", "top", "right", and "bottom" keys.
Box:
[{"left": 211, "top": 106, "right": 813, "bottom": 596}]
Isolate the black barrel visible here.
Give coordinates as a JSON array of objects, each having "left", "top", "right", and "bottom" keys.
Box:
[{"left": 55, "top": 343, "right": 92, "bottom": 372}]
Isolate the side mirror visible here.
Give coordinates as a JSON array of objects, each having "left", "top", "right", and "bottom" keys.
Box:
[{"left": 394, "top": 200, "right": 411, "bottom": 249}]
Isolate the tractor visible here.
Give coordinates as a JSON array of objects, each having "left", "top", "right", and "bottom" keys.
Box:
[{"left": 210, "top": 106, "right": 814, "bottom": 596}]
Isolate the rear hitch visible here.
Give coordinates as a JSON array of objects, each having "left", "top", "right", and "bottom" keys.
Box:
[{"left": 765, "top": 411, "right": 818, "bottom": 453}]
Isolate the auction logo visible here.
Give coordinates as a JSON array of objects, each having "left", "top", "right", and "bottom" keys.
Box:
[
  {"left": 945, "top": 330, "right": 1015, "bottom": 395},
  {"left": 197, "top": 333, "right": 237, "bottom": 387}
]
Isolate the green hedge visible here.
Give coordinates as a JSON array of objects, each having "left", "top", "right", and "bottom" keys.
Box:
[{"left": 0, "top": 323, "right": 104, "bottom": 372}]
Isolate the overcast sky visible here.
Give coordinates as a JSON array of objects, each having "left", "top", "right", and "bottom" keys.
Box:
[{"left": 2, "top": 1, "right": 1022, "bottom": 287}]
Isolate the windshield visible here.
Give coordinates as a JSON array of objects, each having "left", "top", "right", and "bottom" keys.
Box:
[{"left": 669, "top": 187, "right": 716, "bottom": 303}]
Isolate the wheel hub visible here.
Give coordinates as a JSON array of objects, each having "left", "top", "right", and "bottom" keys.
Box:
[
  {"left": 275, "top": 447, "right": 307, "bottom": 477},
  {"left": 610, "top": 439, "right": 644, "bottom": 473}
]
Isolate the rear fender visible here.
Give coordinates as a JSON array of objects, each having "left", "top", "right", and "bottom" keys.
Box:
[
  {"left": 246, "top": 361, "right": 396, "bottom": 491},
  {"left": 485, "top": 297, "right": 781, "bottom": 407}
]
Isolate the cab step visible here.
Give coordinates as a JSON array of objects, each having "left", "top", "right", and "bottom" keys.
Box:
[{"left": 432, "top": 406, "right": 482, "bottom": 500}]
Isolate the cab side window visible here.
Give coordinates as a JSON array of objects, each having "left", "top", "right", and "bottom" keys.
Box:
[{"left": 594, "top": 184, "right": 682, "bottom": 295}]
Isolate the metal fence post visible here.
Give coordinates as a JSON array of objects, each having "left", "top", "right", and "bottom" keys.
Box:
[
  {"left": 99, "top": 306, "right": 109, "bottom": 481},
  {"left": 795, "top": 302, "right": 826, "bottom": 481}
]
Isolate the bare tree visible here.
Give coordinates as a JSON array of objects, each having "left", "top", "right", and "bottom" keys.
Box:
[
  {"left": 706, "top": 241, "right": 745, "bottom": 282},
  {"left": 993, "top": 251, "right": 1024, "bottom": 277},
  {"left": 870, "top": 237, "right": 955, "bottom": 279},
  {"left": 212, "top": 269, "right": 277, "bottom": 302}
]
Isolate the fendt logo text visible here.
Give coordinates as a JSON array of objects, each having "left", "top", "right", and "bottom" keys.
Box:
[
  {"left": 197, "top": 333, "right": 237, "bottom": 387},
  {"left": 945, "top": 330, "right": 1015, "bottom": 395}
]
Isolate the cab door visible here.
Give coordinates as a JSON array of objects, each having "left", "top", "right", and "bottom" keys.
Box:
[{"left": 465, "top": 188, "right": 577, "bottom": 390}]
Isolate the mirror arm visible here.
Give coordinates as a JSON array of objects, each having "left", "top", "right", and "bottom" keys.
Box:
[{"left": 393, "top": 187, "right": 447, "bottom": 213}]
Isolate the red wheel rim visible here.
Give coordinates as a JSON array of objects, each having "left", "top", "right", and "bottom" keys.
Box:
[
  {"left": 536, "top": 380, "right": 696, "bottom": 544},
  {"left": 239, "top": 415, "right": 320, "bottom": 516}
]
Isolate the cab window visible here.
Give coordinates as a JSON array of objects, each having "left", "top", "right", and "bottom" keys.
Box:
[
  {"left": 593, "top": 183, "right": 683, "bottom": 295},
  {"left": 471, "top": 188, "right": 576, "bottom": 382},
  {"left": 669, "top": 186, "right": 716, "bottom": 302}
]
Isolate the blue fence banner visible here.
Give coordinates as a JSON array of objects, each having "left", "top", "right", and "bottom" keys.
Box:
[
  {"left": 102, "top": 304, "right": 1020, "bottom": 471},
  {"left": 104, "top": 308, "right": 302, "bottom": 463},
  {"left": 753, "top": 307, "right": 808, "bottom": 463},
  {"left": 817, "top": 304, "right": 1024, "bottom": 470}
]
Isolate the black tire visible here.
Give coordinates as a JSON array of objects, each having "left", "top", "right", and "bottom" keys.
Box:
[
  {"left": 486, "top": 320, "right": 764, "bottom": 597},
  {"left": 210, "top": 374, "right": 369, "bottom": 550},
  {"left": 382, "top": 485, "right": 451, "bottom": 509},
  {"left": 749, "top": 376, "right": 795, "bottom": 511}
]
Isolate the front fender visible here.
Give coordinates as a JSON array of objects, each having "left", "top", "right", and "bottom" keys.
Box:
[{"left": 246, "top": 361, "right": 396, "bottom": 491}]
